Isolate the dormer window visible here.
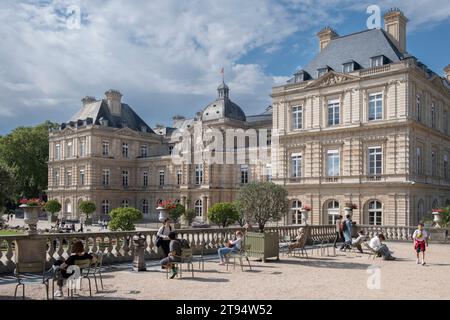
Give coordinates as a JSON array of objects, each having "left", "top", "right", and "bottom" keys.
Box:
[
  {"left": 342, "top": 62, "right": 355, "bottom": 73},
  {"left": 317, "top": 67, "right": 330, "bottom": 78},
  {"left": 294, "top": 71, "right": 310, "bottom": 83},
  {"left": 370, "top": 55, "right": 385, "bottom": 68}
]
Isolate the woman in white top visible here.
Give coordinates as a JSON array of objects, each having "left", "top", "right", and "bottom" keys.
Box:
[
  {"left": 157, "top": 219, "right": 173, "bottom": 257},
  {"left": 218, "top": 231, "right": 243, "bottom": 265}
]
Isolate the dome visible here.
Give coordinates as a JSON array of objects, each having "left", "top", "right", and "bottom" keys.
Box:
[{"left": 202, "top": 98, "right": 246, "bottom": 122}]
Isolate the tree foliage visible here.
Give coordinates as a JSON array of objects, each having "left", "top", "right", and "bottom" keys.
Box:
[
  {"left": 207, "top": 202, "right": 240, "bottom": 228},
  {"left": 0, "top": 166, "right": 14, "bottom": 213},
  {"left": 169, "top": 203, "right": 185, "bottom": 222},
  {"left": 109, "top": 207, "right": 143, "bottom": 231},
  {"left": 78, "top": 201, "right": 96, "bottom": 218},
  {"left": 44, "top": 199, "right": 61, "bottom": 215},
  {"left": 183, "top": 209, "right": 196, "bottom": 225},
  {"left": 236, "top": 182, "right": 289, "bottom": 232}
]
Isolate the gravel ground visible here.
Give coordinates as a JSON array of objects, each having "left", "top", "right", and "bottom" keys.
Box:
[{"left": 1, "top": 242, "right": 449, "bottom": 300}]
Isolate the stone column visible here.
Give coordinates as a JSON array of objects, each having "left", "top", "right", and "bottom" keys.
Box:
[
  {"left": 132, "top": 234, "right": 147, "bottom": 271},
  {"left": 202, "top": 196, "right": 208, "bottom": 222}
]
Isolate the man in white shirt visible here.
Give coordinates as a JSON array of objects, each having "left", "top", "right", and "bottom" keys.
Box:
[{"left": 369, "top": 233, "right": 396, "bottom": 260}]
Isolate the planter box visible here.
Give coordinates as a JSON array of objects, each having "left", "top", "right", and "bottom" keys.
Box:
[
  {"left": 429, "top": 229, "right": 448, "bottom": 243},
  {"left": 245, "top": 231, "right": 279, "bottom": 262},
  {"left": 47, "top": 214, "right": 57, "bottom": 223}
]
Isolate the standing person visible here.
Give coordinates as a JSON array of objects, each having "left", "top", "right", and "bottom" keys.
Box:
[
  {"left": 369, "top": 233, "right": 396, "bottom": 260},
  {"left": 340, "top": 214, "right": 352, "bottom": 251},
  {"left": 333, "top": 215, "right": 343, "bottom": 248},
  {"left": 218, "top": 231, "right": 244, "bottom": 265},
  {"left": 160, "top": 231, "right": 182, "bottom": 279},
  {"left": 412, "top": 223, "right": 428, "bottom": 265},
  {"left": 156, "top": 219, "right": 173, "bottom": 257}
]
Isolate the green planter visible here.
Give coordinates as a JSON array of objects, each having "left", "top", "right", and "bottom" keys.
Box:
[{"left": 245, "top": 231, "right": 279, "bottom": 262}]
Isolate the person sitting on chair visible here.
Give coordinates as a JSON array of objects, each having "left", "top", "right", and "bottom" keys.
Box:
[
  {"left": 351, "top": 230, "right": 366, "bottom": 253},
  {"left": 160, "top": 231, "right": 182, "bottom": 279},
  {"left": 369, "top": 233, "right": 396, "bottom": 260},
  {"left": 218, "top": 231, "right": 244, "bottom": 266},
  {"left": 53, "top": 240, "right": 96, "bottom": 297},
  {"left": 287, "top": 228, "right": 307, "bottom": 254}
]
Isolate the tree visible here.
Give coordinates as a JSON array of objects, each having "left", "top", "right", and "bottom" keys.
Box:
[
  {"left": 207, "top": 202, "right": 240, "bottom": 228},
  {"left": 78, "top": 201, "right": 96, "bottom": 224},
  {"left": 0, "top": 166, "right": 14, "bottom": 213},
  {"left": 236, "top": 182, "right": 289, "bottom": 233},
  {"left": 0, "top": 121, "right": 58, "bottom": 199},
  {"left": 234, "top": 201, "right": 246, "bottom": 227},
  {"left": 44, "top": 199, "right": 61, "bottom": 216},
  {"left": 109, "top": 207, "right": 143, "bottom": 231},
  {"left": 169, "top": 203, "right": 185, "bottom": 223},
  {"left": 183, "top": 209, "right": 196, "bottom": 225}
]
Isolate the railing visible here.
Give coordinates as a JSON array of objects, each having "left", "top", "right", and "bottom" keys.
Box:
[
  {"left": 355, "top": 225, "right": 450, "bottom": 242},
  {"left": 359, "top": 64, "right": 391, "bottom": 76}
]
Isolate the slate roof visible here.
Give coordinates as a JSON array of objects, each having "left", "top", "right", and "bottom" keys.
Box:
[
  {"left": 246, "top": 106, "right": 272, "bottom": 123},
  {"left": 201, "top": 98, "right": 247, "bottom": 122}
]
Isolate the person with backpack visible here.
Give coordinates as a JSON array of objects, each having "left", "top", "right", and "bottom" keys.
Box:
[
  {"left": 340, "top": 214, "right": 353, "bottom": 251},
  {"left": 156, "top": 218, "right": 173, "bottom": 257},
  {"left": 218, "top": 231, "right": 244, "bottom": 265},
  {"left": 160, "top": 231, "right": 182, "bottom": 279}
]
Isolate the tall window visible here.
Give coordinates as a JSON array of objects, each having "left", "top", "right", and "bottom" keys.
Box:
[
  {"left": 416, "top": 94, "right": 421, "bottom": 122},
  {"left": 291, "top": 200, "right": 302, "bottom": 224},
  {"left": 444, "top": 110, "right": 448, "bottom": 134},
  {"left": 431, "top": 151, "right": 437, "bottom": 176},
  {"left": 102, "top": 141, "right": 109, "bottom": 156},
  {"left": 328, "top": 100, "right": 340, "bottom": 126},
  {"left": 177, "top": 170, "right": 182, "bottom": 185},
  {"left": 142, "top": 200, "right": 149, "bottom": 214},
  {"left": 417, "top": 200, "right": 425, "bottom": 224},
  {"left": 66, "top": 141, "right": 73, "bottom": 158},
  {"left": 368, "top": 147, "right": 382, "bottom": 176},
  {"left": 327, "top": 150, "right": 340, "bottom": 177},
  {"left": 368, "top": 200, "right": 382, "bottom": 225},
  {"left": 122, "top": 142, "right": 129, "bottom": 158},
  {"left": 444, "top": 154, "right": 449, "bottom": 180},
  {"left": 368, "top": 93, "right": 383, "bottom": 121},
  {"left": 292, "top": 106, "right": 303, "bottom": 130},
  {"left": 416, "top": 147, "right": 423, "bottom": 175},
  {"left": 122, "top": 200, "right": 129, "bottom": 208},
  {"left": 195, "top": 199, "right": 203, "bottom": 217},
  {"left": 79, "top": 139, "right": 86, "bottom": 157},
  {"left": 66, "top": 169, "right": 72, "bottom": 186},
  {"left": 159, "top": 170, "right": 165, "bottom": 186},
  {"left": 53, "top": 169, "right": 60, "bottom": 186},
  {"left": 102, "top": 200, "right": 110, "bottom": 214},
  {"left": 195, "top": 164, "right": 203, "bottom": 185},
  {"left": 140, "top": 145, "right": 148, "bottom": 157},
  {"left": 143, "top": 171, "right": 148, "bottom": 187},
  {"left": 102, "top": 169, "right": 110, "bottom": 186},
  {"left": 327, "top": 201, "right": 340, "bottom": 225},
  {"left": 291, "top": 154, "right": 302, "bottom": 178},
  {"left": 431, "top": 103, "right": 436, "bottom": 128},
  {"left": 240, "top": 165, "right": 249, "bottom": 184},
  {"left": 55, "top": 143, "right": 61, "bottom": 160},
  {"left": 79, "top": 168, "right": 85, "bottom": 186},
  {"left": 122, "top": 170, "right": 129, "bottom": 187},
  {"left": 265, "top": 164, "right": 272, "bottom": 182},
  {"left": 267, "top": 130, "right": 272, "bottom": 146}
]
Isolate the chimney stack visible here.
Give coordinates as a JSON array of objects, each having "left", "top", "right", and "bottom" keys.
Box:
[
  {"left": 444, "top": 65, "right": 450, "bottom": 82},
  {"left": 384, "top": 8, "right": 408, "bottom": 54},
  {"left": 317, "top": 27, "right": 339, "bottom": 52},
  {"left": 105, "top": 89, "right": 123, "bottom": 116},
  {"left": 81, "top": 96, "right": 96, "bottom": 107}
]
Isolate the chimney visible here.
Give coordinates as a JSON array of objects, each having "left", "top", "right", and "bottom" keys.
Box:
[
  {"left": 384, "top": 8, "right": 408, "bottom": 54},
  {"left": 81, "top": 96, "right": 96, "bottom": 107},
  {"left": 105, "top": 89, "right": 123, "bottom": 116},
  {"left": 317, "top": 27, "right": 339, "bottom": 52},
  {"left": 444, "top": 65, "right": 450, "bottom": 81}
]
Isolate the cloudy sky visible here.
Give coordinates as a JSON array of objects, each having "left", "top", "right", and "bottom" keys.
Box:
[{"left": 1, "top": 0, "right": 449, "bottom": 134}]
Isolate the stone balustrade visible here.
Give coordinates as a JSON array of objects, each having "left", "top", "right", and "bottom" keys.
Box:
[{"left": 356, "top": 225, "right": 450, "bottom": 242}]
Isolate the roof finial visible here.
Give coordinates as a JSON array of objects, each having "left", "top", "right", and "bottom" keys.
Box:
[{"left": 220, "top": 67, "right": 225, "bottom": 84}]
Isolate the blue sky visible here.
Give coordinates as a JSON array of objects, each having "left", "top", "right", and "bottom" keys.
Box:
[{"left": 0, "top": 0, "right": 449, "bottom": 135}]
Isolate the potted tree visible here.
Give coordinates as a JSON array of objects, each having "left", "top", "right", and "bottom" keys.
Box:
[
  {"left": 207, "top": 202, "right": 240, "bottom": 228},
  {"left": 169, "top": 203, "right": 185, "bottom": 229},
  {"left": 236, "top": 182, "right": 289, "bottom": 262},
  {"left": 109, "top": 207, "right": 143, "bottom": 231},
  {"left": 44, "top": 199, "right": 61, "bottom": 223},
  {"left": 78, "top": 200, "right": 96, "bottom": 225}
]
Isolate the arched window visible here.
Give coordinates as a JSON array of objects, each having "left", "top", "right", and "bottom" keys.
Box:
[
  {"left": 327, "top": 200, "right": 340, "bottom": 224},
  {"left": 291, "top": 200, "right": 302, "bottom": 225},
  {"left": 368, "top": 200, "right": 382, "bottom": 225},
  {"left": 122, "top": 200, "right": 129, "bottom": 208},
  {"left": 432, "top": 199, "right": 439, "bottom": 210},
  {"left": 142, "top": 200, "right": 149, "bottom": 214},
  {"left": 417, "top": 200, "right": 425, "bottom": 224},
  {"left": 102, "top": 200, "right": 110, "bottom": 215},
  {"left": 195, "top": 199, "right": 203, "bottom": 217},
  {"left": 65, "top": 199, "right": 72, "bottom": 216}
]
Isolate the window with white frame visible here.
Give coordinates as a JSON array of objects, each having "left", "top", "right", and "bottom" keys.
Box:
[
  {"left": 102, "top": 169, "right": 110, "bottom": 186},
  {"left": 327, "top": 150, "right": 340, "bottom": 177},
  {"left": 370, "top": 56, "right": 383, "bottom": 67},
  {"left": 327, "top": 200, "right": 340, "bottom": 225},
  {"left": 195, "top": 164, "right": 203, "bottom": 185},
  {"left": 159, "top": 170, "right": 165, "bottom": 186},
  {"left": 431, "top": 103, "right": 436, "bottom": 128},
  {"left": 444, "top": 154, "right": 448, "bottom": 180},
  {"left": 102, "top": 200, "right": 110, "bottom": 214},
  {"left": 292, "top": 106, "right": 303, "bottom": 130},
  {"left": 55, "top": 143, "right": 61, "bottom": 160},
  {"left": 53, "top": 169, "right": 60, "bottom": 186},
  {"left": 343, "top": 63, "right": 354, "bottom": 73},
  {"left": 291, "top": 200, "right": 302, "bottom": 225},
  {"left": 368, "top": 147, "right": 382, "bottom": 176},
  {"left": 79, "top": 139, "right": 86, "bottom": 157},
  {"left": 368, "top": 200, "right": 382, "bottom": 225},
  {"left": 195, "top": 199, "right": 203, "bottom": 217},
  {"left": 102, "top": 141, "right": 109, "bottom": 156},
  {"left": 122, "top": 142, "right": 129, "bottom": 158},
  {"left": 122, "top": 200, "right": 129, "bottom": 208},
  {"left": 66, "top": 169, "right": 72, "bottom": 186},
  {"left": 291, "top": 154, "right": 302, "bottom": 178},
  {"left": 177, "top": 170, "right": 182, "bottom": 185},
  {"left": 143, "top": 171, "right": 148, "bottom": 187},
  {"left": 265, "top": 164, "right": 272, "bottom": 182},
  {"left": 317, "top": 67, "right": 329, "bottom": 77},
  {"left": 122, "top": 170, "right": 129, "bottom": 187},
  {"left": 79, "top": 168, "right": 85, "bottom": 186},
  {"left": 140, "top": 145, "right": 148, "bottom": 158},
  {"left": 66, "top": 141, "right": 73, "bottom": 158},
  {"left": 416, "top": 94, "right": 422, "bottom": 122},
  {"left": 416, "top": 147, "right": 423, "bottom": 175},
  {"left": 240, "top": 165, "right": 249, "bottom": 184},
  {"left": 327, "top": 100, "right": 340, "bottom": 126},
  {"left": 142, "top": 200, "right": 149, "bottom": 214},
  {"left": 368, "top": 93, "right": 383, "bottom": 121}
]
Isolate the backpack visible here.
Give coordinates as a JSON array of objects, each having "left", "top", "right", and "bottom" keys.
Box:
[{"left": 179, "top": 238, "right": 190, "bottom": 249}]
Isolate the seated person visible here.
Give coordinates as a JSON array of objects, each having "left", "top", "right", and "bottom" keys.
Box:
[
  {"left": 53, "top": 240, "right": 96, "bottom": 297},
  {"left": 351, "top": 230, "right": 366, "bottom": 253},
  {"left": 287, "top": 228, "right": 306, "bottom": 254},
  {"left": 218, "top": 231, "right": 244, "bottom": 265},
  {"left": 369, "top": 233, "right": 396, "bottom": 260},
  {"left": 160, "top": 231, "right": 182, "bottom": 279}
]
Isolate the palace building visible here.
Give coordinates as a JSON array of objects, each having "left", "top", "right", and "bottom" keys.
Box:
[{"left": 48, "top": 8, "right": 450, "bottom": 226}]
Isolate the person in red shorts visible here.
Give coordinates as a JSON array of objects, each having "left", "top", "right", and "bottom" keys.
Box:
[{"left": 412, "top": 222, "right": 428, "bottom": 265}]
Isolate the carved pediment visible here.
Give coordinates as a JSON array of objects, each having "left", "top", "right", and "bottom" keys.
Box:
[{"left": 306, "top": 71, "right": 360, "bottom": 89}]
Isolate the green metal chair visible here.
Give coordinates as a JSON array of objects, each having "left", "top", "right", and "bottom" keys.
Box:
[{"left": 226, "top": 244, "right": 252, "bottom": 271}]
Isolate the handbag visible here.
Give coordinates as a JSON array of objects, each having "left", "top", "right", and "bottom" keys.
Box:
[{"left": 156, "top": 226, "right": 165, "bottom": 247}]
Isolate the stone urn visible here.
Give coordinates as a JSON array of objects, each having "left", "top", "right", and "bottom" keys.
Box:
[
  {"left": 432, "top": 211, "right": 443, "bottom": 228},
  {"left": 132, "top": 233, "right": 147, "bottom": 271},
  {"left": 19, "top": 205, "right": 41, "bottom": 234},
  {"left": 157, "top": 206, "right": 169, "bottom": 222}
]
